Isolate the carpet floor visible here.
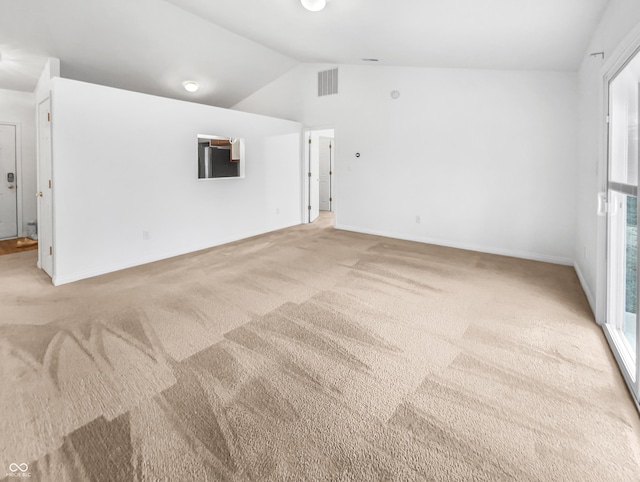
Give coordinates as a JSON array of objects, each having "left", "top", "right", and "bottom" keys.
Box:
[{"left": 0, "top": 213, "right": 638, "bottom": 481}]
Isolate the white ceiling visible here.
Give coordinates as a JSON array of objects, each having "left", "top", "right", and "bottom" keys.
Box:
[
  {"left": 0, "top": 0, "right": 297, "bottom": 107},
  {"left": 0, "top": 44, "right": 49, "bottom": 92},
  {"left": 0, "top": 0, "right": 610, "bottom": 106},
  {"left": 166, "top": 0, "right": 610, "bottom": 71}
]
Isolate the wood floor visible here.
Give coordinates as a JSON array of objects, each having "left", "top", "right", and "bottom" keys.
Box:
[{"left": 0, "top": 237, "right": 38, "bottom": 256}]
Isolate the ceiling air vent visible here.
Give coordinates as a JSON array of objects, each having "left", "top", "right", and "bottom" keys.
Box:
[{"left": 318, "top": 68, "right": 338, "bottom": 97}]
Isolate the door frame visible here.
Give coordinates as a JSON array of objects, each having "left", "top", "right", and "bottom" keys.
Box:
[
  {"left": 302, "top": 126, "right": 336, "bottom": 225},
  {"left": 318, "top": 135, "right": 334, "bottom": 213},
  {"left": 600, "top": 23, "right": 640, "bottom": 412},
  {"left": 36, "top": 97, "right": 54, "bottom": 279},
  {"left": 0, "top": 121, "right": 23, "bottom": 239}
]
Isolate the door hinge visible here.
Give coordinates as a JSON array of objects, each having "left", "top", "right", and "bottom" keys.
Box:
[
  {"left": 329, "top": 197, "right": 333, "bottom": 202},
  {"left": 48, "top": 180, "right": 52, "bottom": 189},
  {"left": 329, "top": 171, "right": 332, "bottom": 175},
  {"left": 47, "top": 112, "right": 51, "bottom": 122},
  {"left": 49, "top": 246, "right": 52, "bottom": 255},
  {"left": 308, "top": 138, "right": 312, "bottom": 144},
  {"left": 308, "top": 172, "right": 311, "bottom": 177},
  {"left": 308, "top": 205, "right": 311, "bottom": 210},
  {"left": 329, "top": 143, "right": 332, "bottom": 149},
  {"left": 606, "top": 115, "right": 610, "bottom": 124}
]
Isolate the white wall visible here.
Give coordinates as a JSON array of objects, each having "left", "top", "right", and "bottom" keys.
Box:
[
  {"left": 236, "top": 64, "right": 578, "bottom": 264},
  {"left": 50, "top": 78, "right": 302, "bottom": 285},
  {"left": 575, "top": 0, "right": 640, "bottom": 317},
  {"left": 0, "top": 88, "right": 37, "bottom": 236}
]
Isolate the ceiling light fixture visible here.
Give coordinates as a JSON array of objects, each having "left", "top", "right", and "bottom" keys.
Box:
[
  {"left": 182, "top": 81, "right": 199, "bottom": 93},
  {"left": 301, "top": 0, "right": 326, "bottom": 12}
]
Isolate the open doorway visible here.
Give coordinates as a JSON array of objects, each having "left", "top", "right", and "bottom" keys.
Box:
[
  {"left": 0, "top": 123, "right": 18, "bottom": 240},
  {"left": 0, "top": 121, "right": 37, "bottom": 255},
  {"left": 304, "top": 128, "right": 335, "bottom": 224}
]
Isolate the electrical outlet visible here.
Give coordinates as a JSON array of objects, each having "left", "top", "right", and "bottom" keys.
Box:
[
  {"left": 415, "top": 216, "right": 421, "bottom": 224},
  {"left": 143, "top": 231, "right": 150, "bottom": 241}
]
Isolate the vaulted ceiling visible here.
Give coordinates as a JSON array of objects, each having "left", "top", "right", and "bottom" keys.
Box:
[{"left": 0, "top": 0, "right": 610, "bottom": 107}]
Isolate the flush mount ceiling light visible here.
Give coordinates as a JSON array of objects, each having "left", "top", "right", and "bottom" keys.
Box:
[
  {"left": 301, "top": 0, "right": 326, "bottom": 12},
  {"left": 182, "top": 81, "right": 199, "bottom": 93}
]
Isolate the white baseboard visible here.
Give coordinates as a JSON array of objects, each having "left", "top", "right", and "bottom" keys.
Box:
[
  {"left": 334, "top": 223, "right": 574, "bottom": 266},
  {"left": 573, "top": 261, "right": 596, "bottom": 316},
  {"left": 52, "top": 221, "right": 300, "bottom": 286}
]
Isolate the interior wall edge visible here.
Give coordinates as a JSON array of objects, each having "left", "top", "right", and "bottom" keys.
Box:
[
  {"left": 50, "top": 77, "right": 303, "bottom": 284},
  {"left": 574, "top": 259, "right": 597, "bottom": 318}
]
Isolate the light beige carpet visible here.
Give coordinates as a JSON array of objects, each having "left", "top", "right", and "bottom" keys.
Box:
[{"left": 0, "top": 213, "right": 638, "bottom": 481}]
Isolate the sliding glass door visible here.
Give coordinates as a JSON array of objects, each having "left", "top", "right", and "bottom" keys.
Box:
[{"left": 607, "top": 55, "right": 640, "bottom": 401}]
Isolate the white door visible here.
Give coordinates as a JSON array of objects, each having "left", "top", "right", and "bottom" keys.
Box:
[
  {"left": 309, "top": 135, "right": 320, "bottom": 223},
  {"left": 319, "top": 137, "right": 332, "bottom": 212},
  {"left": 38, "top": 99, "right": 53, "bottom": 277},
  {"left": 0, "top": 124, "right": 17, "bottom": 239}
]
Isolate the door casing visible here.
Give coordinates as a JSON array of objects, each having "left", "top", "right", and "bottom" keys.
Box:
[
  {"left": 37, "top": 98, "right": 53, "bottom": 278},
  {"left": 318, "top": 136, "right": 333, "bottom": 212},
  {"left": 303, "top": 127, "right": 335, "bottom": 224}
]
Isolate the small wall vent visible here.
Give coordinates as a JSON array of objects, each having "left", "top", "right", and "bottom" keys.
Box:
[{"left": 318, "top": 68, "right": 338, "bottom": 97}]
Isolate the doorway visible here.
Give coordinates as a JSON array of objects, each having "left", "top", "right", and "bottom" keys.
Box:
[
  {"left": 606, "top": 48, "right": 640, "bottom": 406},
  {"left": 305, "top": 128, "right": 334, "bottom": 224},
  {"left": 0, "top": 124, "right": 18, "bottom": 240}
]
